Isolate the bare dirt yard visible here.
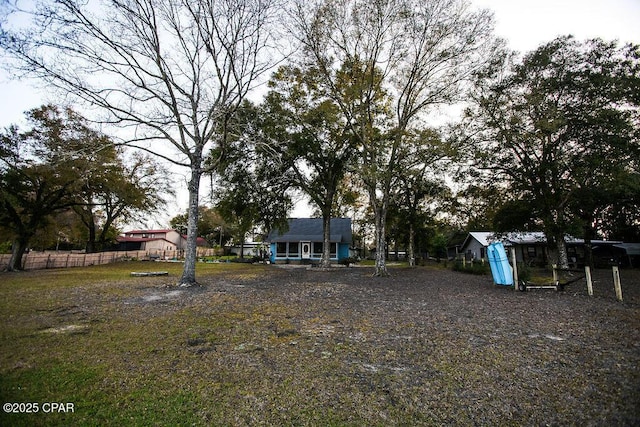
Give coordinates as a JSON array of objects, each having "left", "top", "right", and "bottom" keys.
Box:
[{"left": 1, "top": 263, "right": 639, "bottom": 426}]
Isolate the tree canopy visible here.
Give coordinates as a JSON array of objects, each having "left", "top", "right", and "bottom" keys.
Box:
[
  {"left": 261, "top": 64, "right": 357, "bottom": 266},
  {"left": 0, "top": 105, "right": 166, "bottom": 270},
  {"left": 290, "top": 0, "right": 499, "bottom": 275},
  {"left": 2, "top": 1, "right": 639, "bottom": 275},
  {"left": 462, "top": 36, "right": 640, "bottom": 267}
]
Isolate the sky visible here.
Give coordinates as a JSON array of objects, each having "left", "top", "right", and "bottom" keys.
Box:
[{"left": 1, "top": 0, "right": 639, "bottom": 225}]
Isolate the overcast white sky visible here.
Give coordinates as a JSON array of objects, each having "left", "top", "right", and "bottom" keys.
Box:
[
  {"left": 1, "top": 0, "right": 639, "bottom": 224},
  {"left": 474, "top": 0, "right": 640, "bottom": 52},
  {"left": 2, "top": 0, "right": 639, "bottom": 128}
]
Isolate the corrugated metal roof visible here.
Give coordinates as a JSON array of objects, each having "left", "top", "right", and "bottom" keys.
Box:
[
  {"left": 466, "top": 232, "right": 495, "bottom": 247},
  {"left": 462, "top": 231, "right": 622, "bottom": 249}
]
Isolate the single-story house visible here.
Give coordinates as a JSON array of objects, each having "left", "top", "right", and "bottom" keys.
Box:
[
  {"left": 266, "top": 218, "right": 352, "bottom": 264},
  {"left": 116, "top": 229, "right": 209, "bottom": 253},
  {"left": 460, "top": 231, "right": 554, "bottom": 265},
  {"left": 458, "top": 231, "right": 625, "bottom": 267}
]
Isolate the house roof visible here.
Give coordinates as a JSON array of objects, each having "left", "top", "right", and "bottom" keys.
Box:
[
  {"left": 503, "top": 232, "right": 548, "bottom": 245},
  {"left": 116, "top": 236, "right": 176, "bottom": 245},
  {"left": 180, "top": 234, "right": 209, "bottom": 247},
  {"left": 461, "top": 231, "right": 621, "bottom": 250},
  {"left": 613, "top": 243, "right": 640, "bottom": 255},
  {"left": 124, "top": 229, "right": 175, "bottom": 234},
  {"left": 462, "top": 232, "right": 495, "bottom": 248},
  {"left": 120, "top": 229, "right": 209, "bottom": 247},
  {"left": 267, "top": 218, "right": 353, "bottom": 244}
]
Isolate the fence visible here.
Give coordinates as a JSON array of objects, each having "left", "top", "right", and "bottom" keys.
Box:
[{"left": 1, "top": 248, "right": 218, "bottom": 271}]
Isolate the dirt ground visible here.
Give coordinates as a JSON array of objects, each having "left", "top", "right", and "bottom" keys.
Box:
[
  {"left": 184, "top": 264, "right": 640, "bottom": 425},
  {"left": 4, "top": 263, "right": 639, "bottom": 425}
]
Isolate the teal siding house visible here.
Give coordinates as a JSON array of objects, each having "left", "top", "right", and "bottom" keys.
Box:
[{"left": 267, "top": 218, "right": 352, "bottom": 264}]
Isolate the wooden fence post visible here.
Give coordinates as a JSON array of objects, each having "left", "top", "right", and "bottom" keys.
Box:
[
  {"left": 612, "top": 266, "right": 623, "bottom": 302},
  {"left": 552, "top": 264, "right": 558, "bottom": 284},
  {"left": 585, "top": 266, "right": 593, "bottom": 296},
  {"left": 510, "top": 247, "right": 518, "bottom": 287}
]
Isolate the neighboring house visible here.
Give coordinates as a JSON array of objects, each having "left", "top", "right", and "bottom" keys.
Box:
[
  {"left": 266, "top": 218, "right": 353, "bottom": 264},
  {"left": 446, "top": 231, "right": 469, "bottom": 260},
  {"left": 459, "top": 231, "right": 495, "bottom": 261},
  {"left": 116, "top": 229, "right": 209, "bottom": 253},
  {"left": 459, "top": 231, "right": 624, "bottom": 267}
]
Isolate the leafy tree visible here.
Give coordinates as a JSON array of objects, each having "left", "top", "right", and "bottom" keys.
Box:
[
  {"left": 448, "top": 184, "right": 505, "bottom": 231},
  {"left": 211, "top": 101, "right": 293, "bottom": 257},
  {"left": 1, "top": 105, "right": 169, "bottom": 269},
  {"left": 390, "top": 128, "right": 453, "bottom": 266},
  {"left": 291, "top": 0, "right": 499, "bottom": 276},
  {"left": 594, "top": 171, "right": 640, "bottom": 241},
  {"left": 2, "top": 0, "right": 284, "bottom": 286},
  {"left": 170, "top": 206, "right": 228, "bottom": 248},
  {"left": 72, "top": 143, "right": 171, "bottom": 252},
  {"left": 463, "top": 36, "right": 640, "bottom": 268},
  {"left": 0, "top": 106, "right": 86, "bottom": 270},
  {"left": 261, "top": 64, "right": 357, "bottom": 267},
  {"left": 428, "top": 231, "right": 449, "bottom": 262}
]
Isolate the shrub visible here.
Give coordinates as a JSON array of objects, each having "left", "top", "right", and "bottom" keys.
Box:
[
  {"left": 339, "top": 257, "right": 359, "bottom": 267},
  {"left": 452, "top": 259, "right": 489, "bottom": 275}
]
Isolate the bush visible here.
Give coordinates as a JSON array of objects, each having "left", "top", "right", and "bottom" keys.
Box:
[
  {"left": 339, "top": 257, "right": 359, "bottom": 267},
  {"left": 452, "top": 259, "right": 489, "bottom": 275},
  {"left": 517, "top": 263, "right": 532, "bottom": 282},
  {"left": 0, "top": 241, "right": 11, "bottom": 254}
]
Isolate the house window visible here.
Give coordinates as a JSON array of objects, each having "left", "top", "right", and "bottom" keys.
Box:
[
  {"left": 276, "top": 242, "right": 287, "bottom": 257},
  {"left": 312, "top": 242, "right": 323, "bottom": 258},
  {"left": 288, "top": 242, "right": 299, "bottom": 257},
  {"left": 310, "top": 242, "right": 338, "bottom": 258},
  {"left": 527, "top": 246, "right": 537, "bottom": 257}
]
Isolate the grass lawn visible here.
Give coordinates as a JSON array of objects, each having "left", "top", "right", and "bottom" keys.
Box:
[{"left": 1, "top": 262, "right": 274, "bottom": 426}]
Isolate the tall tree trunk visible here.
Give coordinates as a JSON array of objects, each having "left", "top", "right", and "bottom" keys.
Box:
[
  {"left": 321, "top": 213, "right": 332, "bottom": 268},
  {"left": 179, "top": 165, "right": 202, "bottom": 287},
  {"left": 373, "top": 207, "right": 388, "bottom": 277},
  {"left": 8, "top": 237, "right": 29, "bottom": 271},
  {"left": 408, "top": 222, "right": 416, "bottom": 267},
  {"left": 86, "top": 214, "right": 97, "bottom": 253},
  {"left": 555, "top": 233, "right": 569, "bottom": 270}
]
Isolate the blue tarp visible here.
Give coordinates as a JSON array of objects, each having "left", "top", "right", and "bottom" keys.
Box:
[{"left": 487, "top": 242, "right": 514, "bottom": 286}]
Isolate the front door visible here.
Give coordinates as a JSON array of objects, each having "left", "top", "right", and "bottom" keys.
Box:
[{"left": 301, "top": 241, "right": 311, "bottom": 259}]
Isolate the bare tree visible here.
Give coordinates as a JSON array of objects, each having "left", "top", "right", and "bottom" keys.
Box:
[
  {"left": 1, "top": 0, "right": 283, "bottom": 285},
  {"left": 291, "top": 0, "right": 499, "bottom": 276}
]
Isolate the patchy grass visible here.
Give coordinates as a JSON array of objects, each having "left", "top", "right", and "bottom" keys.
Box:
[{"left": 1, "top": 263, "right": 639, "bottom": 426}]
